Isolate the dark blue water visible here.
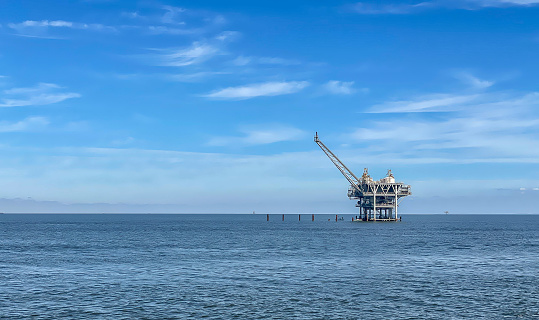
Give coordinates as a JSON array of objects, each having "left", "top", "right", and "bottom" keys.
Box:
[{"left": 1, "top": 214, "right": 538, "bottom": 319}]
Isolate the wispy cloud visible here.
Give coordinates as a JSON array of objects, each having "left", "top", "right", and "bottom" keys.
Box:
[
  {"left": 8, "top": 20, "right": 116, "bottom": 38},
  {"left": 146, "top": 42, "right": 219, "bottom": 67},
  {"left": 208, "top": 125, "right": 307, "bottom": 146},
  {"left": 130, "top": 6, "right": 227, "bottom": 35},
  {"left": 349, "top": 0, "right": 539, "bottom": 14},
  {"left": 205, "top": 81, "right": 309, "bottom": 99},
  {"left": 215, "top": 31, "right": 241, "bottom": 42},
  {"left": 472, "top": 0, "right": 539, "bottom": 7},
  {"left": 6, "top": 5, "right": 227, "bottom": 39},
  {"left": 111, "top": 136, "right": 136, "bottom": 146},
  {"left": 232, "top": 55, "right": 300, "bottom": 66},
  {"left": 145, "top": 25, "right": 199, "bottom": 35},
  {"left": 121, "top": 11, "right": 141, "bottom": 19},
  {"left": 347, "top": 91, "right": 539, "bottom": 163},
  {"left": 453, "top": 71, "right": 494, "bottom": 89},
  {"left": 0, "top": 143, "right": 339, "bottom": 212},
  {"left": 1, "top": 83, "right": 80, "bottom": 107},
  {"left": 161, "top": 5, "right": 186, "bottom": 25},
  {"left": 168, "top": 71, "right": 229, "bottom": 82},
  {"left": 366, "top": 93, "right": 486, "bottom": 113},
  {"left": 0, "top": 116, "right": 49, "bottom": 132},
  {"left": 352, "top": 2, "right": 432, "bottom": 14},
  {"left": 324, "top": 80, "right": 361, "bottom": 95}
]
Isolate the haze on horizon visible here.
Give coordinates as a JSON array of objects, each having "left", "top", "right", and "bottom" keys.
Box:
[{"left": 1, "top": 0, "right": 538, "bottom": 214}]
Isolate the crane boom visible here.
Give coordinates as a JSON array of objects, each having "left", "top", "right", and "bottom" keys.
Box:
[{"left": 314, "top": 132, "right": 361, "bottom": 193}]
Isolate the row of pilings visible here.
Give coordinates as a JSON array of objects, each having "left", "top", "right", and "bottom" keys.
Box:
[{"left": 266, "top": 214, "right": 341, "bottom": 222}]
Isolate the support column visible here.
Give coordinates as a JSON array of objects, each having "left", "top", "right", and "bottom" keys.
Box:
[
  {"left": 395, "top": 193, "right": 398, "bottom": 221},
  {"left": 373, "top": 193, "right": 377, "bottom": 221}
]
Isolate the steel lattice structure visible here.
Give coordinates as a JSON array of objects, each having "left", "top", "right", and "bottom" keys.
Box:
[{"left": 315, "top": 132, "right": 411, "bottom": 221}]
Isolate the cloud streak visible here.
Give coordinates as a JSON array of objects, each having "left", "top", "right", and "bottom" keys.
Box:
[
  {"left": 453, "top": 71, "right": 494, "bottom": 89},
  {"left": 205, "top": 81, "right": 309, "bottom": 99},
  {"left": 348, "top": 91, "right": 539, "bottom": 163},
  {"left": 324, "top": 80, "right": 359, "bottom": 95},
  {"left": 6, "top": 5, "right": 227, "bottom": 39},
  {"left": 232, "top": 55, "right": 300, "bottom": 66},
  {"left": 350, "top": 0, "right": 539, "bottom": 14},
  {"left": 161, "top": 5, "right": 186, "bottom": 25},
  {"left": 474, "top": 0, "right": 539, "bottom": 6},
  {"left": 207, "top": 125, "right": 306, "bottom": 146},
  {"left": 1, "top": 83, "right": 80, "bottom": 107},
  {"left": 351, "top": 2, "right": 433, "bottom": 14},
  {"left": 366, "top": 93, "right": 485, "bottom": 113},
  {"left": 8, "top": 20, "right": 116, "bottom": 38},
  {"left": 145, "top": 42, "right": 219, "bottom": 67},
  {"left": 0, "top": 116, "right": 49, "bottom": 132}
]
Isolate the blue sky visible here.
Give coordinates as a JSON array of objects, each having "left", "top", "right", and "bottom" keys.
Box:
[{"left": 1, "top": 0, "right": 539, "bottom": 213}]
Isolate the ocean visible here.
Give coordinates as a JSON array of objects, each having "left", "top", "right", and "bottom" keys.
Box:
[{"left": 1, "top": 214, "right": 538, "bottom": 319}]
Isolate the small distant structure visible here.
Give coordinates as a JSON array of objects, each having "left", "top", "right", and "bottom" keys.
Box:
[
  {"left": 444, "top": 211, "right": 449, "bottom": 214},
  {"left": 315, "top": 132, "right": 411, "bottom": 221}
]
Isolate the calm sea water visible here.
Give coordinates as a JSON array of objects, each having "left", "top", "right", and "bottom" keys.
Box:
[{"left": 1, "top": 214, "right": 538, "bottom": 319}]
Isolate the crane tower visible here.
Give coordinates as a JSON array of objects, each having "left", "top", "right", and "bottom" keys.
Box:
[{"left": 314, "top": 132, "right": 411, "bottom": 221}]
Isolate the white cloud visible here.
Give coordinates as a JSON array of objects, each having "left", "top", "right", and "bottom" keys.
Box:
[
  {"left": 9, "top": 20, "right": 72, "bottom": 28},
  {"left": 148, "top": 42, "right": 219, "bottom": 67},
  {"left": 4, "top": 141, "right": 538, "bottom": 213},
  {"left": 168, "top": 71, "right": 229, "bottom": 82},
  {"left": 347, "top": 91, "right": 539, "bottom": 163},
  {"left": 161, "top": 6, "right": 186, "bottom": 24},
  {"left": 7, "top": 7, "right": 226, "bottom": 39},
  {"left": 0, "top": 93, "right": 80, "bottom": 107},
  {"left": 367, "top": 93, "right": 486, "bottom": 113},
  {"left": 256, "top": 57, "right": 300, "bottom": 65},
  {"left": 161, "top": 5, "right": 186, "bottom": 24},
  {"left": 473, "top": 0, "right": 539, "bottom": 6},
  {"left": 453, "top": 71, "right": 494, "bottom": 89},
  {"left": 4, "top": 82, "right": 60, "bottom": 95},
  {"left": 142, "top": 7, "right": 227, "bottom": 35},
  {"left": 232, "top": 56, "right": 252, "bottom": 66},
  {"left": 8, "top": 20, "right": 115, "bottom": 32},
  {"left": 111, "top": 136, "right": 136, "bottom": 146},
  {"left": 146, "top": 25, "right": 198, "bottom": 35},
  {"left": 0, "top": 116, "right": 49, "bottom": 132},
  {"left": 351, "top": 2, "right": 433, "bottom": 14},
  {"left": 231, "top": 55, "right": 300, "bottom": 66},
  {"left": 324, "top": 80, "right": 358, "bottom": 95},
  {"left": 0, "top": 144, "right": 344, "bottom": 212},
  {"left": 215, "top": 31, "right": 241, "bottom": 42},
  {"left": 205, "top": 81, "right": 309, "bottom": 99},
  {"left": 121, "top": 11, "right": 140, "bottom": 19},
  {"left": 1, "top": 125, "right": 539, "bottom": 212},
  {"left": 208, "top": 125, "right": 307, "bottom": 146},
  {"left": 0, "top": 82, "right": 80, "bottom": 107},
  {"left": 350, "top": 0, "right": 539, "bottom": 14}
]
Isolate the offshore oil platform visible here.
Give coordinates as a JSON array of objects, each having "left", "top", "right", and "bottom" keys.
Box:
[{"left": 315, "top": 132, "right": 411, "bottom": 221}]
